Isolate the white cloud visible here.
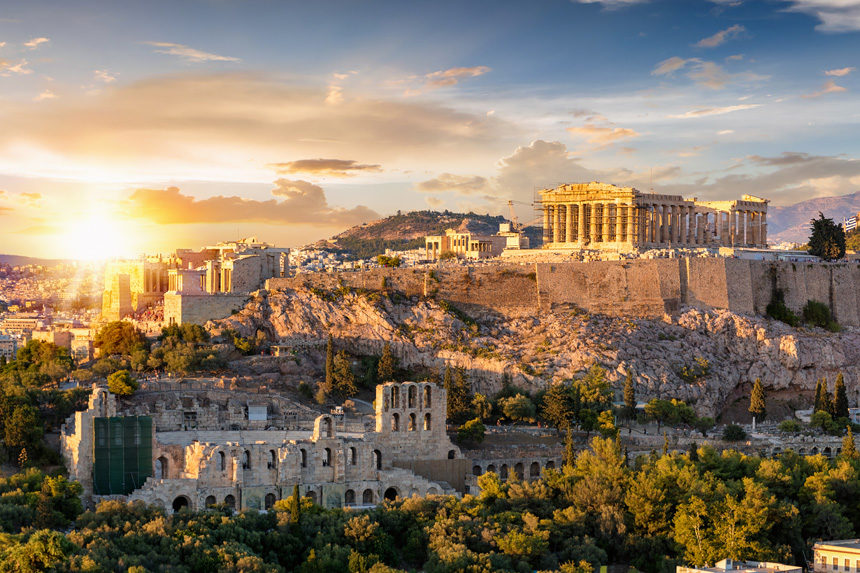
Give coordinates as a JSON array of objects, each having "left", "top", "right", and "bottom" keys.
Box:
[
  {"left": 93, "top": 69, "right": 116, "bottom": 83},
  {"left": 784, "top": 1, "right": 860, "bottom": 32},
  {"left": 23, "top": 37, "right": 49, "bottom": 50},
  {"left": 668, "top": 103, "right": 760, "bottom": 118},
  {"left": 571, "top": 0, "right": 648, "bottom": 7},
  {"left": 718, "top": 129, "right": 735, "bottom": 135},
  {"left": 33, "top": 89, "right": 56, "bottom": 102},
  {"left": 567, "top": 123, "right": 640, "bottom": 148},
  {"left": 652, "top": 56, "right": 767, "bottom": 89},
  {"left": 825, "top": 66, "right": 855, "bottom": 77},
  {"left": 143, "top": 41, "right": 240, "bottom": 63},
  {"left": 403, "top": 66, "right": 491, "bottom": 96},
  {"left": 802, "top": 79, "right": 847, "bottom": 98},
  {"left": 0, "top": 59, "right": 32, "bottom": 76},
  {"left": 695, "top": 24, "right": 745, "bottom": 48}
]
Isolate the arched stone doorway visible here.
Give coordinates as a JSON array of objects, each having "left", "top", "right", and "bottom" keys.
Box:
[
  {"left": 172, "top": 496, "right": 190, "bottom": 512},
  {"left": 306, "top": 491, "right": 317, "bottom": 503},
  {"left": 155, "top": 456, "right": 169, "bottom": 479},
  {"left": 362, "top": 489, "right": 374, "bottom": 504},
  {"left": 384, "top": 487, "right": 398, "bottom": 501},
  {"left": 264, "top": 493, "right": 276, "bottom": 509},
  {"left": 224, "top": 494, "right": 236, "bottom": 509},
  {"left": 530, "top": 462, "right": 540, "bottom": 479},
  {"left": 345, "top": 489, "right": 356, "bottom": 505}
]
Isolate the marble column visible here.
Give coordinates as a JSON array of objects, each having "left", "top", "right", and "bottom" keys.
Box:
[
  {"left": 590, "top": 204, "right": 599, "bottom": 244},
  {"left": 696, "top": 214, "right": 704, "bottom": 244},
  {"left": 602, "top": 203, "right": 611, "bottom": 243},
  {"left": 679, "top": 207, "right": 688, "bottom": 244},
  {"left": 670, "top": 205, "right": 678, "bottom": 243},
  {"left": 578, "top": 203, "right": 587, "bottom": 244},
  {"left": 615, "top": 204, "right": 624, "bottom": 244},
  {"left": 760, "top": 211, "right": 767, "bottom": 247},
  {"left": 747, "top": 210, "right": 754, "bottom": 246},
  {"left": 627, "top": 205, "right": 635, "bottom": 246},
  {"left": 543, "top": 206, "right": 550, "bottom": 245},
  {"left": 659, "top": 205, "right": 667, "bottom": 243},
  {"left": 565, "top": 204, "right": 573, "bottom": 244},
  {"left": 553, "top": 205, "right": 562, "bottom": 244}
]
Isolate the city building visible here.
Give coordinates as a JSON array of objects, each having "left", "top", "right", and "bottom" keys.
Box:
[
  {"left": 0, "top": 334, "right": 17, "bottom": 362},
  {"left": 814, "top": 540, "right": 860, "bottom": 572},
  {"left": 539, "top": 182, "right": 769, "bottom": 252},
  {"left": 425, "top": 223, "right": 525, "bottom": 260},
  {"left": 678, "top": 559, "right": 800, "bottom": 573}
]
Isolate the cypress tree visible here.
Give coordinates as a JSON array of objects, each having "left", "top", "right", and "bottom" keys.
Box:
[
  {"left": 289, "top": 484, "right": 301, "bottom": 524},
  {"left": 688, "top": 442, "right": 699, "bottom": 462},
  {"left": 325, "top": 334, "right": 334, "bottom": 390},
  {"left": 834, "top": 373, "right": 850, "bottom": 419},
  {"left": 332, "top": 350, "right": 358, "bottom": 399},
  {"left": 623, "top": 370, "right": 636, "bottom": 420},
  {"left": 564, "top": 430, "right": 576, "bottom": 467},
  {"left": 814, "top": 378, "right": 830, "bottom": 413},
  {"left": 377, "top": 342, "right": 396, "bottom": 382},
  {"left": 843, "top": 426, "right": 859, "bottom": 459},
  {"left": 749, "top": 378, "right": 766, "bottom": 422}
]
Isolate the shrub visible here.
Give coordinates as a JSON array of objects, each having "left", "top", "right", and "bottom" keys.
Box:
[
  {"left": 456, "top": 418, "right": 485, "bottom": 444},
  {"left": 778, "top": 419, "right": 801, "bottom": 433},
  {"left": 802, "top": 300, "right": 839, "bottom": 331},
  {"left": 722, "top": 424, "right": 747, "bottom": 442},
  {"left": 107, "top": 370, "right": 138, "bottom": 396},
  {"left": 766, "top": 289, "right": 799, "bottom": 327}
]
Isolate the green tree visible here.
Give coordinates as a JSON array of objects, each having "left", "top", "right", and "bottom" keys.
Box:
[
  {"left": 471, "top": 393, "right": 492, "bottom": 421},
  {"left": 542, "top": 382, "right": 576, "bottom": 431},
  {"left": 325, "top": 334, "right": 334, "bottom": 390},
  {"left": 622, "top": 370, "right": 636, "bottom": 420},
  {"left": 833, "top": 373, "right": 849, "bottom": 420},
  {"left": 722, "top": 424, "right": 747, "bottom": 442},
  {"left": 842, "top": 426, "right": 859, "bottom": 459},
  {"left": 598, "top": 410, "right": 617, "bottom": 438},
  {"left": 808, "top": 211, "right": 846, "bottom": 261},
  {"left": 574, "top": 365, "right": 612, "bottom": 411},
  {"left": 377, "top": 343, "right": 396, "bottom": 382},
  {"left": 749, "top": 378, "right": 766, "bottom": 422},
  {"left": 4, "top": 404, "right": 42, "bottom": 453},
  {"left": 499, "top": 393, "right": 536, "bottom": 423},
  {"left": 456, "top": 418, "right": 485, "bottom": 444},
  {"left": 107, "top": 369, "right": 138, "bottom": 396},
  {"left": 331, "top": 350, "right": 358, "bottom": 399},
  {"left": 814, "top": 378, "right": 832, "bottom": 414},
  {"left": 94, "top": 321, "right": 148, "bottom": 356},
  {"left": 445, "top": 367, "right": 472, "bottom": 423}
]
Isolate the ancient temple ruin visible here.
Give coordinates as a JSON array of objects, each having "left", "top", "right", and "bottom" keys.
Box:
[{"left": 539, "top": 182, "right": 769, "bottom": 251}]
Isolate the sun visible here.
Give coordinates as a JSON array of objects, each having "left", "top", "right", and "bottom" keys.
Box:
[{"left": 59, "top": 209, "right": 137, "bottom": 261}]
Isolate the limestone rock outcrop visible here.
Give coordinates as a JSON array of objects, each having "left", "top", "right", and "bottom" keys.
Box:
[{"left": 211, "top": 287, "right": 860, "bottom": 416}]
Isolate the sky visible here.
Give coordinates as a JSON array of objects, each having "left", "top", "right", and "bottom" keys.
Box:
[{"left": 2, "top": 0, "right": 860, "bottom": 258}]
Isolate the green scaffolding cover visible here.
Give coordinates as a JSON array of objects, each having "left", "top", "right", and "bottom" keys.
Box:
[{"left": 92, "top": 416, "right": 153, "bottom": 495}]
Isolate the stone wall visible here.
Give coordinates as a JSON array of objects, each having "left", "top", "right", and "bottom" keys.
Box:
[
  {"left": 267, "top": 258, "right": 860, "bottom": 326},
  {"left": 164, "top": 292, "right": 249, "bottom": 326}
]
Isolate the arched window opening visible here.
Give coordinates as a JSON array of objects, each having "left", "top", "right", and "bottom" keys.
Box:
[
  {"left": 391, "top": 413, "right": 400, "bottom": 432},
  {"left": 545, "top": 460, "right": 555, "bottom": 470},
  {"left": 224, "top": 494, "right": 236, "bottom": 509},
  {"left": 205, "top": 495, "right": 216, "bottom": 507},
  {"left": 242, "top": 450, "right": 251, "bottom": 470},
  {"left": 345, "top": 489, "right": 356, "bottom": 505},
  {"left": 447, "top": 449, "right": 456, "bottom": 459},
  {"left": 218, "top": 451, "right": 226, "bottom": 472},
  {"left": 323, "top": 447, "right": 332, "bottom": 467},
  {"left": 473, "top": 465, "right": 482, "bottom": 476},
  {"left": 408, "top": 385, "right": 417, "bottom": 408},
  {"left": 323, "top": 417, "right": 333, "bottom": 438},
  {"left": 384, "top": 487, "right": 398, "bottom": 501},
  {"left": 155, "top": 456, "right": 169, "bottom": 479},
  {"left": 423, "top": 386, "right": 431, "bottom": 408},
  {"left": 268, "top": 450, "right": 277, "bottom": 469},
  {"left": 300, "top": 448, "right": 307, "bottom": 468},
  {"left": 305, "top": 491, "right": 317, "bottom": 503},
  {"left": 500, "top": 464, "right": 509, "bottom": 480},
  {"left": 408, "top": 413, "right": 416, "bottom": 432},
  {"left": 392, "top": 386, "right": 400, "bottom": 408},
  {"left": 172, "top": 496, "right": 190, "bottom": 512},
  {"left": 264, "top": 493, "right": 276, "bottom": 509},
  {"left": 424, "top": 413, "right": 431, "bottom": 431},
  {"left": 530, "top": 462, "right": 540, "bottom": 479},
  {"left": 514, "top": 462, "right": 524, "bottom": 480},
  {"left": 350, "top": 447, "right": 357, "bottom": 465},
  {"left": 373, "top": 449, "right": 382, "bottom": 470},
  {"left": 487, "top": 464, "right": 496, "bottom": 474},
  {"left": 362, "top": 489, "right": 374, "bottom": 504}
]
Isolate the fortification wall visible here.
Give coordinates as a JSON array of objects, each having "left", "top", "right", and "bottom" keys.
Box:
[
  {"left": 267, "top": 259, "right": 860, "bottom": 326},
  {"left": 164, "top": 292, "right": 248, "bottom": 326}
]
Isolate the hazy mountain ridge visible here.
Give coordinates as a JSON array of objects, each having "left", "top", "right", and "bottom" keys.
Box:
[
  {"left": 767, "top": 191, "right": 860, "bottom": 244},
  {"left": 0, "top": 254, "right": 69, "bottom": 267}
]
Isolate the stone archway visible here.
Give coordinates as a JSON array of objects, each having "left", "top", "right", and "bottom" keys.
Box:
[
  {"left": 384, "top": 487, "right": 398, "bottom": 501},
  {"left": 172, "top": 496, "right": 190, "bottom": 512},
  {"left": 362, "top": 489, "right": 374, "bottom": 504},
  {"left": 264, "top": 493, "right": 276, "bottom": 509},
  {"left": 224, "top": 494, "right": 236, "bottom": 509}
]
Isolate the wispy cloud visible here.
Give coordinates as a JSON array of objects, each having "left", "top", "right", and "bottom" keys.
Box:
[
  {"left": 143, "top": 41, "right": 240, "bottom": 63},
  {"left": 784, "top": 1, "right": 860, "bottom": 33},
  {"left": 34, "top": 89, "right": 56, "bottom": 102},
  {"left": 404, "top": 66, "right": 490, "bottom": 95},
  {"left": 23, "top": 37, "right": 49, "bottom": 50},
  {"left": 668, "top": 103, "right": 760, "bottom": 118},
  {"left": 416, "top": 173, "right": 490, "bottom": 194},
  {"left": 825, "top": 66, "right": 855, "bottom": 77},
  {"left": 571, "top": 0, "right": 649, "bottom": 8},
  {"left": 695, "top": 24, "right": 745, "bottom": 48},
  {"left": 94, "top": 69, "right": 116, "bottom": 83},
  {"left": 802, "top": 78, "right": 847, "bottom": 98},
  {"left": 268, "top": 158, "right": 382, "bottom": 177},
  {"left": 0, "top": 59, "right": 32, "bottom": 76},
  {"left": 652, "top": 56, "right": 767, "bottom": 89},
  {"left": 567, "top": 123, "right": 640, "bottom": 148}
]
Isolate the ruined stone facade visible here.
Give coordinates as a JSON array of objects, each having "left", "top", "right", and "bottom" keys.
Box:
[
  {"left": 62, "top": 382, "right": 488, "bottom": 512},
  {"left": 540, "top": 182, "right": 768, "bottom": 251}
]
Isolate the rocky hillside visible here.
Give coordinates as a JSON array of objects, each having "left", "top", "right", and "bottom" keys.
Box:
[
  {"left": 210, "top": 286, "right": 860, "bottom": 419},
  {"left": 313, "top": 210, "right": 542, "bottom": 259},
  {"left": 768, "top": 191, "right": 860, "bottom": 244}
]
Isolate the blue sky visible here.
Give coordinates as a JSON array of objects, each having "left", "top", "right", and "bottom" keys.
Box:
[{"left": 1, "top": 0, "right": 860, "bottom": 257}]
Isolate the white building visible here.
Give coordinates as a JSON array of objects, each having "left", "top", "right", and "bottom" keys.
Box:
[{"left": 814, "top": 540, "right": 860, "bottom": 572}]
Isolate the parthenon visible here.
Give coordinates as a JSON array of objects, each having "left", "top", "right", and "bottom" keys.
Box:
[{"left": 539, "top": 182, "right": 769, "bottom": 251}]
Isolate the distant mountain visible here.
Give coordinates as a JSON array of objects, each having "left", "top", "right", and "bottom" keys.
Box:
[
  {"left": 0, "top": 254, "right": 68, "bottom": 267},
  {"left": 314, "top": 210, "right": 541, "bottom": 260},
  {"left": 767, "top": 191, "right": 860, "bottom": 244}
]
